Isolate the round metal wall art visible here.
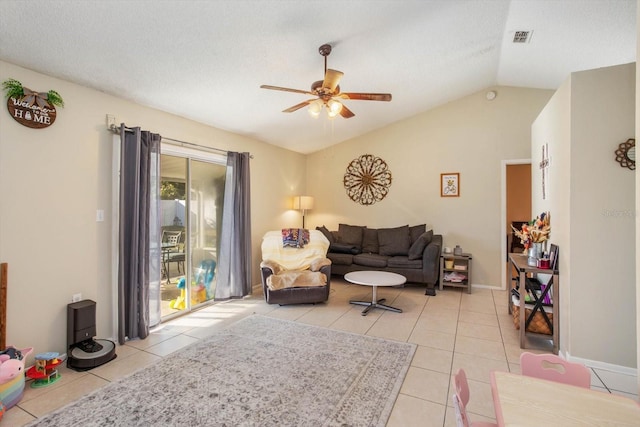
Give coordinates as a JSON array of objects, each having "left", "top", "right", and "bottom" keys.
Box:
[
  {"left": 614, "top": 138, "right": 635, "bottom": 170},
  {"left": 343, "top": 154, "right": 392, "bottom": 205}
]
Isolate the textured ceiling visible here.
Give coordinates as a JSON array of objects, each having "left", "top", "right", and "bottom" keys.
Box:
[{"left": 0, "top": 0, "right": 636, "bottom": 154}]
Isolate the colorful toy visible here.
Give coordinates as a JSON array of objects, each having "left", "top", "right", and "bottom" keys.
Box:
[
  {"left": 26, "top": 352, "right": 65, "bottom": 388},
  {"left": 169, "top": 277, "right": 206, "bottom": 310},
  {"left": 168, "top": 259, "right": 216, "bottom": 310},
  {"left": 196, "top": 259, "right": 216, "bottom": 299},
  {"left": 0, "top": 346, "right": 33, "bottom": 421}
]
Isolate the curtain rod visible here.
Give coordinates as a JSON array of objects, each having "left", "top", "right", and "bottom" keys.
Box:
[{"left": 108, "top": 123, "right": 253, "bottom": 159}]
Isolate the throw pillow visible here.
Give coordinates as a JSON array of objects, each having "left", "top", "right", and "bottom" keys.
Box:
[
  {"left": 409, "top": 224, "right": 426, "bottom": 244},
  {"left": 338, "top": 223, "right": 364, "bottom": 251},
  {"left": 361, "top": 228, "right": 379, "bottom": 254},
  {"left": 408, "top": 230, "right": 434, "bottom": 260},
  {"left": 378, "top": 225, "right": 411, "bottom": 256},
  {"left": 329, "top": 243, "right": 360, "bottom": 255},
  {"left": 281, "top": 228, "right": 310, "bottom": 248},
  {"left": 316, "top": 225, "right": 335, "bottom": 244}
]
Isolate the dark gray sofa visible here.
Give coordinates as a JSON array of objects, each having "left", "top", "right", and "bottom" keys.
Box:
[{"left": 318, "top": 224, "right": 442, "bottom": 295}]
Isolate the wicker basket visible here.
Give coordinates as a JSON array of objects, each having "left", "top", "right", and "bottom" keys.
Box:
[{"left": 512, "top": 299, "right": 553, "bottom": 335}]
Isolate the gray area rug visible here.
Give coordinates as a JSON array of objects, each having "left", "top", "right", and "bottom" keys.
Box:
[{"left": 28, "top": 315, "right": 416, "bottom": 426}]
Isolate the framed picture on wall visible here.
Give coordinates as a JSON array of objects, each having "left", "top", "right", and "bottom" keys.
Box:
[{"left": 440, "top": 173, "right": 460, "bottom": 197}]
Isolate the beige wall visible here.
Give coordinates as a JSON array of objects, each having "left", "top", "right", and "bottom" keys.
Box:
[
  {"left": 636, "top": 0, "right": 640, "bottom": 394},
  {"left": 532, "top": 77, "right": 573, "bottom": 361},
  {"left": 0, "top": 61, "right": 306, "bottom": 356},
  {"left": 306, "top": 86, "right": 553, "bottom": 287},
  {"left": 533, "top": 63, "right": 636, "bottom": 368}
]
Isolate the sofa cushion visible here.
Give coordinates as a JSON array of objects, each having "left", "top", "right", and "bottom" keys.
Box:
[
  {"left": 327, "top": 252, "right": 353, "bottom": 266},
  {"left": 353, "top": 253, "right": 388, "bottom": 268},
  {"left": 361, "top": 228, "right": 379, "bottom": 254},
  {"left": 338, "top": 224, "right": 364, "bottom": 251},
  {"left": 387, "top": 256, "right": 422, "bottom": 269},
  {"left": 408, "top": 230, "right": 434, "bottom": 260},
  {"left": 329, "top": 243, "right": 360, "bottom": 254},
  {"left": 409, "top": 224, "right": 426, "bottom": 244},
  {"left": 378, "top": 225, "right": 411, "bottom": 256},
  {"left": 316, "top": 225, "right": 335, "bottom": 244}
]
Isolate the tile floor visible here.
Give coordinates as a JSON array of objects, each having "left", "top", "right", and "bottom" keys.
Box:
[{"left": 2, "top": 279, "right": 638, "bottom": 426}]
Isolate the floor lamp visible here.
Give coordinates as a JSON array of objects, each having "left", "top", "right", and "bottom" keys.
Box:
[{"left": 293, "top": 196, "right": 314, "bottom": 228}]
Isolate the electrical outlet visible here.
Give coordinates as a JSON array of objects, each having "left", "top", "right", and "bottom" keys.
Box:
[{"left": 72, "top": 293, "right": 82, "bottom": 303}]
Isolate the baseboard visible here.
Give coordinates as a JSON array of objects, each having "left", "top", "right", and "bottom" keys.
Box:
[
  {"left": 566, "top": 351, "right": 637, "bottom": 376},
  {"left": 470, "top": 284, "right": 501, "bottom": 290}
]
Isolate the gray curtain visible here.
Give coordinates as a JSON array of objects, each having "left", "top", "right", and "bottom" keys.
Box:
[
  {"left": 215, "top": 152, "right": 252, "bottom": 300},
  {"left": 118, "top": 125, "right": 161, "bottom": 344}
]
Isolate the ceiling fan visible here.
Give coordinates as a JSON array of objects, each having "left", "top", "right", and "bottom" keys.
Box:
[{"left": 260, "top": 44, "right": 392, "bottom": 119}]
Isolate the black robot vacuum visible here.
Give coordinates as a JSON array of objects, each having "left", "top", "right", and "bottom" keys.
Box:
[{"left": 67, "top": 300, "right": 117, "bottom": 371}]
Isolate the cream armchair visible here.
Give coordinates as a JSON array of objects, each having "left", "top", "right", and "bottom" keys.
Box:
[{"left": 260, "top": 230, "right": 332, "bottom": 305}]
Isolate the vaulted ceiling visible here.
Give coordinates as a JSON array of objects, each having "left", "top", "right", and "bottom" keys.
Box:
[{"left": 0, "top": 1, "right": 636, "bottom": 154}]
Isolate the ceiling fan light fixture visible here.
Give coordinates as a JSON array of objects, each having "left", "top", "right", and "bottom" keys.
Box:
[
  {"left": 327, "top": 99, "right": 343, "bottom": 116},
  {"left": 308, "top": 99, "right": 323, "bottom": 118},
  {"left": 261, "top": 43, "right": 392, "bottom": 120}
]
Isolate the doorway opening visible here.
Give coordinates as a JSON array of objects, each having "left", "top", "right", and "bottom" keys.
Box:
[{"left": 501, "top": 159, "right": 531, "bottom": 290}]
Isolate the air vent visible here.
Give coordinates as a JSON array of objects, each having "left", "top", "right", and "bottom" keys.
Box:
[{"left": 513, "top": 30, "right": 532, "bottom": 43}]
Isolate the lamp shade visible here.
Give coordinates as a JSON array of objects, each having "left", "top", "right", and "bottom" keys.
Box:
[{"left": 293, "top": 196, "right": 314, "bottom": 210}]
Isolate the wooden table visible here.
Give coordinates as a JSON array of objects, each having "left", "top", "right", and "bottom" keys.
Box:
[{"left": 491, "top": 371, "right": 640, "bottom": 426}]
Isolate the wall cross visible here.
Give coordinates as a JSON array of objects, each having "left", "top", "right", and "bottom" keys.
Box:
[{"left": 540, "top": 143, "right": 550, "bottom": 200}]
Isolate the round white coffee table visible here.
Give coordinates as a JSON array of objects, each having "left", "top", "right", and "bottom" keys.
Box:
[{"left": 345, "top": 271, "right": 406, "bottom": 316}]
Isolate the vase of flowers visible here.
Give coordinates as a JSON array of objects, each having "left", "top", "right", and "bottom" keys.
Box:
[
  {"left": 512, "top": 212, "right": 551, "bottom": 266},
  {"left": 528, "top": 242, "right": 545, "bottom": 265}
]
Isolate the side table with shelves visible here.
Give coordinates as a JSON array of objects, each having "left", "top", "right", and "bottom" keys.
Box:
[
  {"left": 439, "top": 252, "right": 472, "bottom": 293},
  {"left": 508, "top": 253, "right": 559, "bottom": 354}
]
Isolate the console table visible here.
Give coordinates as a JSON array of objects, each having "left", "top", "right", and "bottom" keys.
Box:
[{"left": 508, "top": 254, "right": 559, "bottom": 354}]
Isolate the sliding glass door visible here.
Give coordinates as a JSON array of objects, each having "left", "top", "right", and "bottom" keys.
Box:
[{"left": 157, "top": 150, "right": 226, "bottom": 320}]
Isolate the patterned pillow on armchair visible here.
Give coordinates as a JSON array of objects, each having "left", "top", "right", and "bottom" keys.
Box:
[{"left": 282, "top": 228, "right": 310, "bottom": 248}]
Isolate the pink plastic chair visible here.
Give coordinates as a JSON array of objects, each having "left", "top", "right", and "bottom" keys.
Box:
[
  {"left": 452, "top": 369, "right": 498, "bottom": 427},
  {"left": 520, "top": 352, "right": 591, "bottom": 388}
]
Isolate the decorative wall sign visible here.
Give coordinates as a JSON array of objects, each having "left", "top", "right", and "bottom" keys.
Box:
[
  {"left": 343, "top": 154, "right": 392, "bottom": 205},
  {"left": 2, "top": 78, "right": 64, "bottom": 129},
  {"left": 440, "top": 173, "right": 459, "bottom": 197},
  {"left": 614, "top": 138, "right": 635, "bottom": 170}
]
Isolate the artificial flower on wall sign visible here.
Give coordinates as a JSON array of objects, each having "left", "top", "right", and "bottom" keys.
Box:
[
  {"left": 2, "top": 78, "right": 64, "bottom": 129},
  {"left": 512, "top": 212, "right": 551, "bottom": 251}
]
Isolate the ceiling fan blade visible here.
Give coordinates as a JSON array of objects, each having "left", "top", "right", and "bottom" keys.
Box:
[
  {"left": 339, "top": 92, "right": 392, "bottom": 102},
  {"left": 260, "top": 85, "right": 315, "bottom": 96},
  {"left": 283, "top": 99, "right": 316, "bottom": 113},
  {"left": 339, "top": 104, "right": 355, "bottom": 119},
  {"left": 323, "top": 69, "right": 344, "bottom": 92}
]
